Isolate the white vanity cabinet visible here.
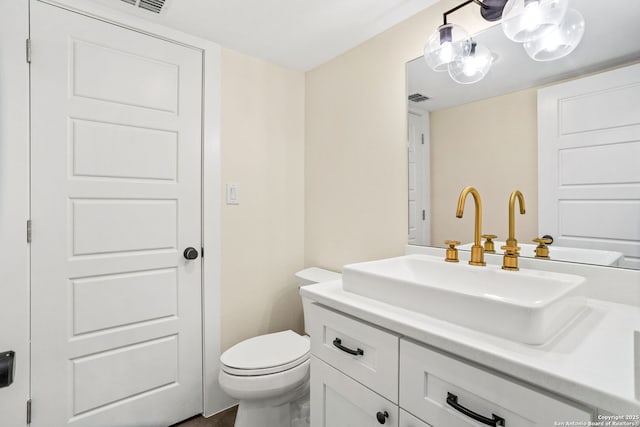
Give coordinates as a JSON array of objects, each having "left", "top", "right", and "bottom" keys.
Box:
[
  {"left": 308, "top": 302, "right": 596, "bottom": 427},
  {"left": 307, "top": 302, "right": 400, "bottom": 426}
]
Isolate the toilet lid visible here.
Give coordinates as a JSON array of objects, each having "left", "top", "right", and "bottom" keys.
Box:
[{"left": 220, "top": 330, "right": 310, "bottom": 375}]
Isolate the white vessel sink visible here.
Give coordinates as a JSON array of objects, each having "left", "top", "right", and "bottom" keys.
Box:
[
  {"left": 459, "top": 241, "right": 624, "bottom": 266},
  {"left": 342, "top": 254, "right": 587, "bottom": 345}
]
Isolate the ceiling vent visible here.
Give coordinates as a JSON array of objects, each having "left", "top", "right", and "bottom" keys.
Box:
[
  {"left": 119, "top": 0, "right": 168, "bottom": 14},
  {"left": 408, "top": 93, "right": 430, "bottom": 102}
]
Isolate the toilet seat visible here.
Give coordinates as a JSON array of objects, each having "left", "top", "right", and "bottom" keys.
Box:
[
  {"left": 221, "top": 352, "right": 309, "bottom": 376},
  {"left": 218, "top": 358, "right": 310, "bottom": 402},
  {"left": 220, "top": 330, "right": 310, "bottom": 376}
]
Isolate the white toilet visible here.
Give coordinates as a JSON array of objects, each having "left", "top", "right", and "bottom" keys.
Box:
[{"left": 218, "top": 267, "right": 341, "bottom": 427}]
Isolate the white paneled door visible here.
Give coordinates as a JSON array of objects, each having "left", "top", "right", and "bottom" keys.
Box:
[
  {"left": 538, "top": 63, "right": 640, "bottom": 269},
  {"left": 30, "top": 2, "right": 203, "bottom": 426},
  {"left": 408, "top": 110, "right": 430, "bottom": 246}
]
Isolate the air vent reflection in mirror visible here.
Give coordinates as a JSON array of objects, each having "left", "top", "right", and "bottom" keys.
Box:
[{"left": 408, "top": 93, "right": 430, "bottom": 102}]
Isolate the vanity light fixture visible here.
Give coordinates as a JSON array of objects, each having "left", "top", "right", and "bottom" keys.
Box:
[
  {"left": 522, "top": 8, "right": 585, "bottom": 61},
  {"left": 423, "top": 0, "right": 584, "bottom": 84},
  {"left": 503, "top": 0, "right": 585, "bottom": 61},
  {"left": 501, "top": 0, "right": 568, "bottom": 43},
  {"left": 423, "top": 0, "right": 499, "bottom": 82},
  {"left": 424, "top": 23, "right": 471, "bottom": 72},
  {"left": 448, "top": 39, "right": 494, "bottom": 84}
]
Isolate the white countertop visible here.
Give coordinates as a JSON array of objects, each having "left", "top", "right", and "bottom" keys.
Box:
[{"left": 301, "top": 279, "right": 640, "bottom": 415}]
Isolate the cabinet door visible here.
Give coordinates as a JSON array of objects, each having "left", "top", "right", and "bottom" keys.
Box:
[
  {"left": 400, "top": 410, "right": 432, "bottom": 427},
  {"left": 311, "top": 356, "right": 398, "bottom": 427}
]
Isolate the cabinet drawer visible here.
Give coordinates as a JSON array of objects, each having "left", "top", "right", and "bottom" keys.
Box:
[
  {"left": 400, "top": 339, "right": 593, "bottom": 426},
  {"left": 307, "top": 303, "right": 399, "bottom": 402},
  {"left": 311, "top": 356, "right": 398, "bottom": 427}
]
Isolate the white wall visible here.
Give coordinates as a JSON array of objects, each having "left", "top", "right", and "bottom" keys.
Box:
[
  {"left": 305, "top": 0, "right": 465, "bottom": 270},
  {"left": 220, "top": 49, "right": 306, "bottom": 351}
]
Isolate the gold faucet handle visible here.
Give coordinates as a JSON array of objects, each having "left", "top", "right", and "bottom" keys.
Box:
[
  {"left": 533, "top": 237, "right": 552, "bottom": 245},
  {"left": 500, "top": 245, "right": 520, "bottom": 255},
  {"left": 500, "top": 245, "right": 521, "bottom": 270},
  {"left": 532, "top": 238, "right": 552, "bottom": 259},
  {"left": 444, "top": 240, "right": 461, "bottom": 263},
  {"left": 481, "top": 234, "right": 497, "bottom": 253}
]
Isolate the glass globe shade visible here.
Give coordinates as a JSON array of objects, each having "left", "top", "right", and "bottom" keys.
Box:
[
  {"left": 523, "top": 8, "right": 585, "bottom": 61},
  {"left": 448, "top": 41, "right": 494, "bottom": 84},
  {"left": 502, "top": 0, "right": 568, "bottom": 43},
  {"left": 424, "top": 23, "right": 470, "bottom": 72}
]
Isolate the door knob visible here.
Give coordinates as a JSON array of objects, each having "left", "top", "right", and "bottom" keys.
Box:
[
  {"left": 376, "top": 411, "right": 389, "bottom": 424},
  {"left": 183, "top": 247, "right": 199, "bottom": 260},
  {"left": 0, "top": 351, "right": 15, "bottom": 388}
]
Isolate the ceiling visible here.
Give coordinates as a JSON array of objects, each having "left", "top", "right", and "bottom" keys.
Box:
[{"left": 88, "top": 0, "right": 441, "bottom": 70}]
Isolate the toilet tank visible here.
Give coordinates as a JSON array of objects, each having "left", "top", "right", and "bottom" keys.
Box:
[{"left": 295, "top": 267, "right": 341, "bottom": 334}]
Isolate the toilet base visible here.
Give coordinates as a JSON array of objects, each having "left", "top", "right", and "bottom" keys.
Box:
[{"left": 233, "top": 380, "right": 310, "bottom": 427}]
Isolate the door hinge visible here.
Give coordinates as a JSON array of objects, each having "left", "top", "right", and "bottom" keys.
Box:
[
  {"left": 27, "top": 220, "right": 32, "bottom": 243},
  {"left": 26, "top": 39, "right": 31, "bottom": 64},
  {"left": 421, "top": 134, "right": 424, "bottom": 145},
  {"left": 26, "top": 399, "right": 32, "bottom": 424},
  {"left": 422, "top": 210, "right": 426, "bottom": 221}
]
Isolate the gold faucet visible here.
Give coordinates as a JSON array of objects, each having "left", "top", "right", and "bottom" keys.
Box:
[
  {"left": 456, "top": 186, "right": 485, "bottom": 266},
  {"left": 506, "top": 190, "right": 526, "bottom": 249}
]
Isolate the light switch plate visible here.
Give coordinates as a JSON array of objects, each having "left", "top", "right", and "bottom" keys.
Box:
[{"left": 226, "top": 183, "right": 239, "bottom": 205}]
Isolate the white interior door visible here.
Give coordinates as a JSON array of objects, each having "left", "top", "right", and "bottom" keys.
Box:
[
  {"left": 538, "top": 63, "right": 640, "bottom": 269},
  {"left": 408, "top": 110, "right": 430, "bottom": 246},
  {"left": 30, "top": 2, "right": 203, "bottom": 426}
]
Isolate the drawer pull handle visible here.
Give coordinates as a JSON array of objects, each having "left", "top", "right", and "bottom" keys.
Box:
[
  {"left": 446, "top": 392, "right": 505, "bottom": 426},
  {"left": 332, "top": 338, "right": 364, "bottom": 356},
  {"left": 376, "top": 410, "right": 389, "bottom": 424}
]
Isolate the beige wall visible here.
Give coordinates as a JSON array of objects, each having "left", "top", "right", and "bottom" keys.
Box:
[
  {"left": 430, "top": 88, "right": 538, "bottom": 248},
  {"left": 220, "top": 48, "right": 305, "bottom": 351},
  {"left": 305, "top": 0, "right": 474, "bottom": 271}
]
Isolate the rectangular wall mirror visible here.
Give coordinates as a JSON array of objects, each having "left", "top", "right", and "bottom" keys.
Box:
[{"left": 407, "top": 0, "right": 640, "bottom": 270}]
